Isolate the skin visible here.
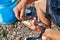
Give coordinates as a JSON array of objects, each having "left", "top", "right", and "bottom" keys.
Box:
[
  {"left": 34, "top": 1, "right": 51, "bottom": 27},
  {"left": 13, "top": 0, "right": 37, "bottom": 20},
  {"left": 13, "top": 0, "right": 60, "bottom": 40},
  {"left": 43, "top": 29, "right": 60, "bottom": 40},
  {"left": 13, "top": 0, "right": 51, "bottom": 27}
]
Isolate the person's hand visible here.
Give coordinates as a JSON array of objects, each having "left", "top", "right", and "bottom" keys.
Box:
[
  {"left": 42, "top": 36, "right": 51, "bottom": 40},
  {"left": 13, "top": 1, "right": 27, "bottom": 20}
]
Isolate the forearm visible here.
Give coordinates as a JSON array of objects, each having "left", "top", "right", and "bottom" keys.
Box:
[
  {"left": 21, "top": 0, "right": 37, "bottom": 5},
  {"left": 43, "top": 29, "right": 60, "bottom": 40}
]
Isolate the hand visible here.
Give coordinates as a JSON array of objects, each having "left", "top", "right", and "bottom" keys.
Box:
[
  {"left": 42, "top": 35, "right": 51, "bottom": 40},
  {"left": 13, "top": 1, "right": 27, "bottom": 20}
]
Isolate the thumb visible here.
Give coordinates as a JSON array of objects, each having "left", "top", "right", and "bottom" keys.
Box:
[
  {"left": 20, "top": 7, "right": 26, "bottom": 20},
  {"left": 42, "top": 36, "right": 51, "bottom": 40}
]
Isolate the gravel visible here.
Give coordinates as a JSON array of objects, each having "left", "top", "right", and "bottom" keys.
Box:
[
  {"left": 0, "top": 0, "right": 60, "bottom": 40},
  {"left": 0, "top": 22, "right": 39, "bottom": 40}
]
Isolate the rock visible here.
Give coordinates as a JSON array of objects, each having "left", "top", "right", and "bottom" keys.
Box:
[
  {"left": 0, "top": 26, "right": 2, "bottom": 30},
  {"left": 12, "top": 31, "right": 17, "bottom": 36}
]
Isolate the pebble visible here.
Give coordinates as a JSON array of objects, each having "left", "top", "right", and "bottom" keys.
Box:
[
  {"left": 0, "top": 4, "right": 60, "bottom": 40},
  {"left": 12, "top": 31, "right": 17, "bottom": 36},
  {"left": 16, "top": 31, "right": 21, "bottom": 35}
]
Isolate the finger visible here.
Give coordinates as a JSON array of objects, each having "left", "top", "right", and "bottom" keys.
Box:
[
  {"left": 42, "top": 36, "right": 51, "bottom": 40},
  {"left": 17, "top": 3, "right": 22, "bottom": 11},
  {"left": 42, "top": 36, "right": 48, "bottom": 40},
  {"left": 33, "top": 17, "right": 37, "bottom": 21},
  {"left": 31, "top": 20, "right": 36, "bottom": 29},
  {"left": 13, "top": 7, "right": 20, "bottom": 20},
  {"left": 14, "top": 3, "right": 22, "bottom": 20},
  {"left": 32, "top": 20, "right": 35, "bottom": 25},
  {"left": 37, "top": 17, "right": 40, "bottom": 22},
  {"left": 20, "top": 7, "right": 26, "bottom": 21}
]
